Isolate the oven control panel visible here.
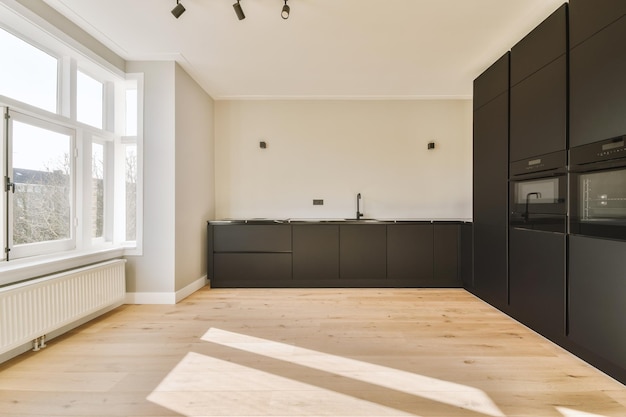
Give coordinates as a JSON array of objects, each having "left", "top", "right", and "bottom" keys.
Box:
[{"left": 571, "top": 135, "right": 626, "bottom": 167}]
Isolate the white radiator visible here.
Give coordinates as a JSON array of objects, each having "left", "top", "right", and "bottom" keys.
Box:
[{"left": 0, "top": 259, "right": 126, "bottom": 355}]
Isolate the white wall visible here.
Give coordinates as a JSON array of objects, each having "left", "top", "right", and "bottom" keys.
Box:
[
  {"left": 125, "top": 61, "right": 176, "bottom": 295},
  {"left": 215, "top": 100, "right": 473, "bottom": 220},
  {"left": 174, "top": 63, "right": 215, "bottom": 292},
  {"left": 124, "top": 61, "right": 215, "bottom": 300}
]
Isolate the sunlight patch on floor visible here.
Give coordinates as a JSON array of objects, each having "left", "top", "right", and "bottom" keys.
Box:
[
  {"left": 556, "top": 407, "right": 609, "bottom": 417},
  {"left": 147, "top": 351, "right": 422, "bottom": 416},
  {"left": 199, "top": 327, "right": 505, "bottom": 417}
]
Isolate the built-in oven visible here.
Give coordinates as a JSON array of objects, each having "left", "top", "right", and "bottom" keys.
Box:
[
  {"left": 570, "top": 135, "right": 626, "bottom": 240},
  {"left": 509, "top": 150, "right": 567, "bottom": 233}
]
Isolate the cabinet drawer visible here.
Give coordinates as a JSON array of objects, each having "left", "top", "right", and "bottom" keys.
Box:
[
  {"left": 214, "top": 253, "right": 292, "bottom": 281},
  {"left": 213, "top": 225, "right": 292, "bottom": 252}
]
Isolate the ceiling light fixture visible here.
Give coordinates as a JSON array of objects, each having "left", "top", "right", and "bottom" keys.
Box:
[
  {"left": 171, "top": 0, "right": 186, "bottom": 19},
  {"left": 233, "top": 0, "right": 245, "bottom": 20},
  {"left": 281, "top": 0, "right": 290, "bottom": 19}
]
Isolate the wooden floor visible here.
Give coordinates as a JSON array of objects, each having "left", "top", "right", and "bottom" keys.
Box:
[{"left": 1, "top": 288, "right": 626, "bottom": 417}]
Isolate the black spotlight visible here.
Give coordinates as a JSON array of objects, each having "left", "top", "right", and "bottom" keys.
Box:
[
  {"left": 171, "top": 1, "right": 186, "bottom": 19},
  {"left": 281, "top": 0, "right": 290, "bottom": 19},
  {"left": 233, "top": 0, "right": 245, "bottom": 20}
]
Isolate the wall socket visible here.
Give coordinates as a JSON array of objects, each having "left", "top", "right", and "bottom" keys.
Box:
[{"left": 313, "top": 199, "right": 324, "bottom": 206}]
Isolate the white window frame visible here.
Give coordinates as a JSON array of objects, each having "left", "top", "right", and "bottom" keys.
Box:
[
  {"left": 0, "top": 2, "right": 143, "bottom": 282},
  {"left": 7, "top": 109, "right": 77, "bottom": 260}
]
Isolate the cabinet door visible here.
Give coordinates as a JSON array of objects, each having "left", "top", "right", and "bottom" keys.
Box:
[
  {"left": 569, "top": 0, "right": 626, "bottom": 48},
  {"left": 473, "top": 92, "right": 509, "bottom": 309},
  {"left": 569, "top": 236, "right": 626, "bottom": 371},
  {"left": 339, "top": 225, "right": 386, "bottom": 279},
  {"left": 293, "top": 225, "right": 339, "bottom": 281},
  {"left": 212, "top": 253, "right": 292, "bottom": 287},
  {"left": 570, "top": 16, "right": 626, "bottom": 148},
  {"left": 510, "top": 3, "right": 567, "bottom": 86},
  {"left": 387, "top": 224, "right": 433, "bottom": 283},
  {"left": 433, "top": 224, "right": 461, "bottom": 286},
  {"left": 473, "top": 52, "right": 509, "bottom": 110},
  {"left": 213, "top": 225, "right": 292, "bottom": 252},
  {"left": 510, "top": 55, "right": 567, "bottom": 161},
  {"left": 509, "top": 228, "right": 565, "bottom": 343}
]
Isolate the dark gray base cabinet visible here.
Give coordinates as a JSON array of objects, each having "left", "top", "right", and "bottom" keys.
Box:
[
  {"left": 339, "top": 224, "right": 387, "bottom": 280},
  {"left": 387, "top": 224, "right": 433, "bottom": 283},
  {"left": 292, "top": 225, "right": 339, "bottom": 281},
  {"left": 208, "top": 222, "right": 469, "bottom": 288},
  {"left": 214, "top": 253, "right": 292, "bottom": 284}
]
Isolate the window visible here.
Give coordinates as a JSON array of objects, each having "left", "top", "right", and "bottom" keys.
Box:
[
  {"left": 8, "top": 112, "right": 75, "bottom": 258},
  {"left": 0, "top": 27, "right": 58, "bottom": 113},
  {"left": 91, "top": 142, "right": 105, "bottom": 239},
  {"left": 124, "top": 144, "right": 137, "bottom": 241},
  {"left": 125, "top": 88, "right": 138, "bottom": 137},
  {"left": 0, "top": 15, "right": 143, "bottom": 272},
  {"left": 77, "top": 70, "right": 103, "bottom": 129}
]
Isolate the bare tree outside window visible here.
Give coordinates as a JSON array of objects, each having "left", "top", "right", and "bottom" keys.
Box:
[
  {"left": 92, "top": 143, "right": 104, "bottom": 238},
  {"left": 13, "top": 154, "right": 71, "bottom": 245},
  {"left": 125, "top": 145, "right": 137, "bottom": 241}
]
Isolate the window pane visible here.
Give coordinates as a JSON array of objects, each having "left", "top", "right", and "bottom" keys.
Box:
[
  {"left": 12, "top": 121, "right": 72, "bottom": 245},
  {"left": 77, "top": 70, "right": 103, "bottom": 129},
  {"left": 125, "top": 145, "right": 137, "bottom": 241},
  {"left": 0, "top": 28, "right": 58, "bottom": 113},
  {"left": 125, "top": 88, "right": 138, "bottom": 136},
  {"left": 92, "top": 143, "right": 104, "bottom": 238}
]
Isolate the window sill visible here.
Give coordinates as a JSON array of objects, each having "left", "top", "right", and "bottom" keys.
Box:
[{"left": 0, "top": 245, "right": 127, "bottom": 287}]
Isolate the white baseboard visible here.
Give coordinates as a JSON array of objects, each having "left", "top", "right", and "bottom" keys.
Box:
[
  {"left": 125, "top": 275, "right": 208, "bottom": 305},
  {"left": 176, "top": 275, "right": 208, "bottom": 303}
]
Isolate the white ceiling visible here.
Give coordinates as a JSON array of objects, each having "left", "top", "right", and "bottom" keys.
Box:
[{"left": 43, "top": 0, "right": 566, "bottom": 100}]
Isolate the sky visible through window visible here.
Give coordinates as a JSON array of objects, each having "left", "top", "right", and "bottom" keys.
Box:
[
  {"left": 0, "top": 27, "right": 58, "bottom": 113},
  {"left": 12, "top": 120, "right": 70, "bottom": 172}
]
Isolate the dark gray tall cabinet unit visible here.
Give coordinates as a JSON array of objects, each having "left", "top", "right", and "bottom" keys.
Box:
[
  {"left": 567, "top": 0, "right": 626, "bottom": 383},
  {"left": 507, "top": 4, "right": 568, "bottom": 345},
  {"left": 471, "top": 53, "right": 510, "bottom": 311},
  {"left": 569, "top": 0, "right": 626, "bottom": 147}
]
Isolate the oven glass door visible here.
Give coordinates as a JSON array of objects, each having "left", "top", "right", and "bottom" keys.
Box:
[
  {"left": 571, "top": 167, "right": 626, "bottom": 239},
  {"left": 510, "top": 175, "right": 567, "bottom": 232}
]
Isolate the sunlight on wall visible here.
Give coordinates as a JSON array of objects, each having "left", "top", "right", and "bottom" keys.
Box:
[{"left": 196, "top": 327, "right": 506, "bottom": 417}]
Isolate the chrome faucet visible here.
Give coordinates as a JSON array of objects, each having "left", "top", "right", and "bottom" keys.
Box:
[{"left": 356, "top": 193, "right": 364, "bottom": 220}]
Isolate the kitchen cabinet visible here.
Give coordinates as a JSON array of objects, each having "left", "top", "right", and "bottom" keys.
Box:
[
  {"left": 339, "top": 224, "right": 386, "bottom": 280},
  {"left": 509, "top": 228, "right": 566, "bottom": 344},
  {"left": 569, "top": 0, "right": 626, "bottom": 48},
  {"left": 292, "top": 224, "right": 339, "bottom": 281},
  {"left": 473, "top": 52, "right": 509, "bottom": 110},
  {"left": 510, "top": 3, "right": 567, "bottom": 85},
  {"left": 210, "top": 224, "right": 292, "bottom": 287},
  {"left": 434, "top": 224, "right": 462, "bottom": 286},
  {"left": 570, "top": 15, "right": 626, "bottom": 148},
  {"left": 510, "top": 55, "right": 567, "bottom": 161},
  {"left": 509, "top": 4, "right": 567, "bottom": 162},
  {"left": 387, "top": 224, "right": 433, "bottom": 283},
  {"left": 208, "top": 221, "right": 466, "bottom": 287},
  {"left": 214, "top": 253, "right": 292, "bottom": 285},
  {"left": 213, "top": 224, "right": 291, "bottom": 252},
  {"left": 471, "top": 53, "right": 509, "bottom": 310},
  {"left": 569, "top": 235, "right": 626, "bottom": 377}
]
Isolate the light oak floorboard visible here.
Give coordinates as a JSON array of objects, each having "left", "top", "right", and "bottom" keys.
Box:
[{"left": 0, "top": 288, "right": 625, "bottom": 417}]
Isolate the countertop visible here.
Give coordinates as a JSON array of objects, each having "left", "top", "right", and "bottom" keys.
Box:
[{"left": 208, "top": 218, "right": 472, "bottom": 225}]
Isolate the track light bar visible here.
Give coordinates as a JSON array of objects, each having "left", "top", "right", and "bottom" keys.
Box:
[
  {"left": 233, "top": 0, "right": 245, "bottom": 20},
  {"left": 171, "top": 1, "right": 185, "bottom": 18},
  {"left": 281, "top": 0, "right": 290, "bottom": 19}
]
